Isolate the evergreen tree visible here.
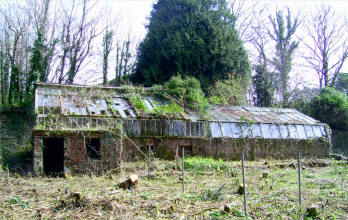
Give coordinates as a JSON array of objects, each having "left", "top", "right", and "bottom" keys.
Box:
[
  {"left": 252, "top": 64, "right": 274, "bottom": 107},
  {"left": 133, "top": 0, "right": 250, "bottom": 89}
]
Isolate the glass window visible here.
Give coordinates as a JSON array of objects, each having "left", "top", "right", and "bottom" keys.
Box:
[
  {"left": 186, "top": 122, "right": 191, "bottom": 136},
  {"left": 230, "top": 123, "right": 242, "bottom": 138},
  {"left": 289, "top": 125, "right": 299, "bottom": 139},
  {"left": 221, "top": 123, "right": 233, "bottom": 137},
  {"left": 164, "top": 120, "right": 170, "bottom": 135},
  {"left": 172, "top": 121, "right": 184, "bottom": 136},
  {"left": 279, "top": 125, "right": 289, "bottom": 138},
  {"left": 146, "top": 120, "right": 156, "bottom": 135},
  {"left": 304, "top": 125, "right": 314, "bottom": 138},
  {"left": 199, "top": 122, "right": 205, "bottom": 136},
  {"left": 320, "top": 126, "right": 327, "bottom": 137},
  {"left": 296, "top": 125, "right": 307, "bottom": 139},
  {"left": 260, "top": 124, "right": 272, "bottom": 139},
  {"left": 312, "top": 126, "right": 322, "bottom": 137},
  {"left": 251, "top": 124, "right": 262, "bottom": 138},
  {"left": 270, "top": 124, "right": 281, "bottom": 138},
  {"left": 210, "top": 122, "right": 222, "bottom": 137},
  {"left": 241, "top": 124, "right": 252, "bottom": 138}
]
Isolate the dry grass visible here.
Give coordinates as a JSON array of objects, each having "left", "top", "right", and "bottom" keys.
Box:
[{"left": 0, "top": 158, "right": 347, "bottom": 219}]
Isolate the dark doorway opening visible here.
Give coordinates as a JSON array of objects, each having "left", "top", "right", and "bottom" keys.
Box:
[
  {"left": 43, "top": 138, "right": 64, "bottom": 176},
  {"left": 86, "top": 138, "right": 101, "bottom": 159}
]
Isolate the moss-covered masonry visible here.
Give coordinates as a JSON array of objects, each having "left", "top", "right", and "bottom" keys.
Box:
[{"left": 33, "top": 132, "right": 330, "bottom": 175}]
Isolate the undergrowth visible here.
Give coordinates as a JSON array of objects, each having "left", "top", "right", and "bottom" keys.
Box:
[
  {"left": 0, "top": 158, "right": 346, "bottom": 219},
  {"left": 184, "top": 156, "right": 228, "bottom": 171}
]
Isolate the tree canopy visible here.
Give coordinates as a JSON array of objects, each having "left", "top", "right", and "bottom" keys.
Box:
[
  {"left": 132, "top": 0, "right": 250, "bottom": 89},
  {"left": 310, "top": 87, "right": 348, "bottom": 131}
]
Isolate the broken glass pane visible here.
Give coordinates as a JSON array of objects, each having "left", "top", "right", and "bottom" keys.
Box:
[
  {"left": 319, "top": 126, "right": 327, "bottom": 137},
  {"left": 288, "top": 125, "right": 299, "bottom": 139},
  {"left": 230, "top": 123, "right": 242, "bottom": 138},
  {"left": 304, "top": 125, "right": 314, "bottom": 138}
]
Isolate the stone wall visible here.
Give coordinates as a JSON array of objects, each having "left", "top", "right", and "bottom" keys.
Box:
[
  {"left": 33, "top": 134, "right": 330, "bottom": 175},
  {"left": 33, "top": 134, "right": 122, "bottom": 175},
  {"left": 122, "top": 137, "right": 330, "bottom": 161},
  {"left": 332, "top": 130, "right": 348, "bottom": 156},
  {"left": 0, "top": 108, "right": 34, "bottom": 171}
]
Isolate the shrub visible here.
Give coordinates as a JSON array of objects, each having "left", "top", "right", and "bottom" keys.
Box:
[
  {"left": 310, "top": 87, "right": 348, "bottom": 130},
  {"left": 208, "top": 76, "right": 248, "bottom": 106},
  {"left": 163, "top": 76, "right": 209, "bottom": 112}
]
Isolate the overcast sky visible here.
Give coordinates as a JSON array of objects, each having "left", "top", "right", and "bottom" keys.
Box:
[{"left": 90, "top": 0, "right": 347, "bottom": 87}]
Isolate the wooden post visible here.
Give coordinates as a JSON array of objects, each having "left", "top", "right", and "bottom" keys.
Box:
[{"left": 175, "top": 145, "right": 179, "bottom": 176}]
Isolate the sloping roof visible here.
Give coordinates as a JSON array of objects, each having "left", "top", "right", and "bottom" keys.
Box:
[
  {"left": 207, "top": 106, "right": 322, "bottom": 125},
  {"left": 35, "top": 83, "right": 323, "bottom": 124},
  {"left": 34, "top": 83, "right": 329, "bottom": 140}
]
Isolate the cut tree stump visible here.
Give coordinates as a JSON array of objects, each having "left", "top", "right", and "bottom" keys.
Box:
[{"left": 119, "top": 174, "right": 139, "bottom": 189}]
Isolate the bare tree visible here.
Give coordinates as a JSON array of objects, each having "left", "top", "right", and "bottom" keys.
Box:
[
  {"left": 0, "top": 3, "right": 32, "bottom": 105},
  {"left": 268, "top": 8, "right": 299, "bottom": 107},
  {"left": 55, "top": 0, "right": 104, "bottom": 84},
  {"left": 228, "top": 0, "right": 262, "bottom": 42},
  {"left": 302, "top": 5, "right": 348, "bottom": 88}
]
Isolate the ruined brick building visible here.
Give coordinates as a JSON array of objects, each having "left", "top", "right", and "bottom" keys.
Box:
[{"left": 33, "top": 83, "right": 331, "bottom": 175}]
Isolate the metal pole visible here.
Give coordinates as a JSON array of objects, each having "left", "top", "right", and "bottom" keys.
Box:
[
  {"left": 242, "top": 153, "right": 247, "bottom": 219},
  {"left": 182, "top": 147, "right": 185, "bottom": 193},
  {"left": 175, "top": 145, "right": 178, "bottom": 176},
  {"left": 148, "top": 145, "right": 151, "bottom": 180},
  {"left": 298, "top": 152, "right": 302, "bottom": 206}
]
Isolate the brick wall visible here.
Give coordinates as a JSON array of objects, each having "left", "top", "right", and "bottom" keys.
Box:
[{"left": 33, "top": 134, "right": 330, "bottom": 175}]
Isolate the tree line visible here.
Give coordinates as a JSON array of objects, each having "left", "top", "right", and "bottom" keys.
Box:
[{"left": 0, "top": 0, "right": 347, "bottom": 130}]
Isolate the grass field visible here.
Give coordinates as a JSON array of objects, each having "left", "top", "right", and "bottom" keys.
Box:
[{"left": 0, "top": 158, "right": 347, "bottom": 219}]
